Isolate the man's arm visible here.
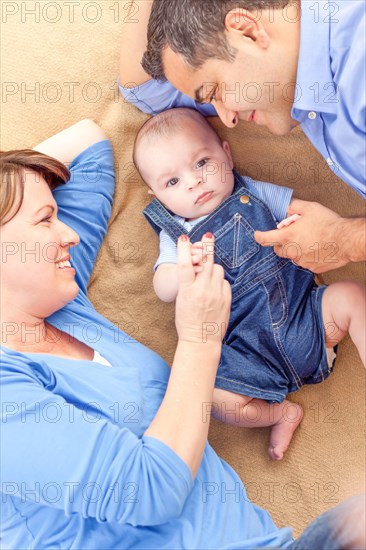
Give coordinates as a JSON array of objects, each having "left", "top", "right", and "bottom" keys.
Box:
[
  {"left": 335, "top": 217, "right": 366, "bottom": 265},
  {"left": 254, "top": 199, "right": 366, "bottom": 274},
  {"left": 119, "top": 0, "right": 153, "bottom": 87},
  {"left": 154, "top": 264, "right": 179, "bottom": 302}
]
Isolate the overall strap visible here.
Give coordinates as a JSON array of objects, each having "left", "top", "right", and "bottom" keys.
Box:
[{"left": 144, "top": 199, "right": 188, "bottom": 243}]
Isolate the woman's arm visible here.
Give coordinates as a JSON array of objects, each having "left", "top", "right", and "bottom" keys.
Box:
[
  {"left": 119, "top": 0, "right": 153, "bottom": 87},
  {"left": 146, "top": 234, "right": 231, "bottom": 477},
  {"left": 34, "top": 119, "right": 107, "bottom": 166}
]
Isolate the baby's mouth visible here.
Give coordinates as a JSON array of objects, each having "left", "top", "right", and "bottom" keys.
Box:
[{"left": 195, "top": 191, "right": 213, "bottom": 205}]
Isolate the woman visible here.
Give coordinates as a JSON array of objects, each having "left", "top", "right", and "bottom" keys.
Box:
[
  {"left": 0, "top": 120, "right": 363, "bottom": 549},
  {"left": 0, "top": 119, "right": 293, "bottom": 548}
]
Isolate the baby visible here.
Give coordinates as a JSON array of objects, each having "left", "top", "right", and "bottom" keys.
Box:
[{"left": 133, "top": 108, "right": 365, "bottom": 460}]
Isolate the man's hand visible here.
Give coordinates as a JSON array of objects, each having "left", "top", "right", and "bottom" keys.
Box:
[{"left": 254, "top": 199, "right": 366, "bottom": 274}]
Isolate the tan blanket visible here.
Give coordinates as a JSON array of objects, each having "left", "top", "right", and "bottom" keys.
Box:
[{"left": 2, "top": 4, "right": 365, "bottom": 537}]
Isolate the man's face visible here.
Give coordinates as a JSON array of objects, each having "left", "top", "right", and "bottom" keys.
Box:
[
  {"left": 162, "top": 32, "right": 299, "bottom": 136},
  {"left": 138, "top": 118, "right": 235, "bottom": 220}
]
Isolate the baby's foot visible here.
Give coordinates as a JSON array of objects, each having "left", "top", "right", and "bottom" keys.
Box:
[{"left": 268, "top": 403, "right": 303, "bottom": 460}]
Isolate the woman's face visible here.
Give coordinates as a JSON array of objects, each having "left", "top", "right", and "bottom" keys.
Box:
[{"left": 0, "top": 170, "right": 80, "bottom": 320}]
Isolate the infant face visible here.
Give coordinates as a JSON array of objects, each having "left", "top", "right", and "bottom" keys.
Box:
[{"left": 139, "top": 118, "right": 235, "bottom": 220}]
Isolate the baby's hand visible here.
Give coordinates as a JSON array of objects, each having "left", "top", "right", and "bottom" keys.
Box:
[
  {"left": 277, "top": 213, "right": 301, "bottom": 229},
  {"left": 191, "top": 241, "right": 209, "bottom": 273}
]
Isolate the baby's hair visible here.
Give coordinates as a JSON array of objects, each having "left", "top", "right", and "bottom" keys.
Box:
[{"left": 133, "top": 108, "right": 221, "bottom": 183}]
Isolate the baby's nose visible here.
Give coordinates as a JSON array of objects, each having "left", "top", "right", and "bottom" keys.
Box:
[{"left": 187, "top": 175, "right": 202, "bottom": 190}]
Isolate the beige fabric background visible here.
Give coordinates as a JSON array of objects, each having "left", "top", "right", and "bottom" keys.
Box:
[{"left": 1, "top": 1, "right": 365, "bottom": 539}]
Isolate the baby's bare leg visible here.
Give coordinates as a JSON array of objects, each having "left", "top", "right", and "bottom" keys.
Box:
[
  {"left": 321, "top": 281, "right": 366, "bottom": 366},
  {"left": 212, "top": 388, "right": 303, "bottom": 460}
]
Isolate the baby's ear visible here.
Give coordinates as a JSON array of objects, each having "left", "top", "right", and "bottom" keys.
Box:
[{"left": 222, "top": 141, "right": 234, "bottom": 170}]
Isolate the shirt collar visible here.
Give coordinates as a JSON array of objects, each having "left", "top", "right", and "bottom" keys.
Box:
[{"left": 292, "top": 0, "right": 337, "bottom": 119}]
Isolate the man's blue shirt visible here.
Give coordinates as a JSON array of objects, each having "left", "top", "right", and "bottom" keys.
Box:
[
  {"left": 119, "top": 0, "right": 365, "bottom": 198},
  {"left": 292, "top": 0, "right": 366, "bottom": 198}
]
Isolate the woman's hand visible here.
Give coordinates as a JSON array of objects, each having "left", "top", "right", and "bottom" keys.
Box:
[
  {"left": 146, "top": 233, "right": 231, "bottom": 476},
  {"left": 191, "top": 240, "right": 208, "bottom": 273},
  {"left": 175, "top": 233, "right": 232, "bottom": 346}
]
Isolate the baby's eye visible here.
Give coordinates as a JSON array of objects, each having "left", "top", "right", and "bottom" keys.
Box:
[
  {"left": 167, "top": 177, "right": 179, "bottom": 187},
  {"left": 40, "top": 216, "right": 52, "bottom": 223},
  {"left": 196, "top": 158, "right": 208, "bottom": 168}
]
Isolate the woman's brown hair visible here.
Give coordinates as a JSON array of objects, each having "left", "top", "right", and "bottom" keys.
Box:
[{"left": 0, "top": 149, "right": 70, "bottom": 225}]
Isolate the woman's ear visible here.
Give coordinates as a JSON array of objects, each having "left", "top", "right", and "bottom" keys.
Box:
[
  {"left": 222, "top": 141, "right": 234, "bottom": 170},
  {"left": 147, "top": 189, "right": 155, "bottom": 196},
  {"left": 225, "top": 8, "right": 270, "bottom": 49}
]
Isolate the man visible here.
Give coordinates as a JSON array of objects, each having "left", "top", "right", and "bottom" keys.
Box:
[{"left": 119, "top": 0, "right": 365, "bottom": 273}]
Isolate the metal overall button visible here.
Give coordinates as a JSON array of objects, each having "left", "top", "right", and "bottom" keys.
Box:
[{"left": 239, "top": 195, "right": 250, "bottom": 204}]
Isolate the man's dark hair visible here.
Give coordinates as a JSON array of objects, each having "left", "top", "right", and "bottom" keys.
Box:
[{"left": 142, "top": 0, "right": 290, "bottom": 80}]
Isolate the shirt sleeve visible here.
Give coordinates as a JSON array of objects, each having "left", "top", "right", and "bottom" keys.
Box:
[
  {"left": 53, "top": 140, "right": 115, "bottom": 295},
  {"left": 118, "top": 77, "right": 217, "bottom": 117},
  {"left": 326, "top": 11, "right": 366, "bottom": 196},
  {"left": 154, "top": 229, "right": 178, "bottom": 271},
  {"left": 0, "top": 354, "right": 194, "bottom": 527},
  {"left": 243, "top": 177, "right": 294, "bottom": 223}
]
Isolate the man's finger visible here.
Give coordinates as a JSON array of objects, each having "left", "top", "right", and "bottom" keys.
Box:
[
  {"left": 287, "top": 198, "right": 307, "bottom": 215},
  {"left": 254, "top": 229, "right": 282, "bottom": 247},
  {"left": 177, "top": 235, "right": 195, "bottom": 286},
  {"left": 273, "top": 245, "right": 285, "bottom": 258}
]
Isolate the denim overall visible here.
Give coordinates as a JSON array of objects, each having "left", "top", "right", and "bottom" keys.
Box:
[{"left": 144, "top": 173, "right": 330, "bottom": 403}]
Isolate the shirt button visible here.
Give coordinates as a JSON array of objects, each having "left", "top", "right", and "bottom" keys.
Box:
[
  {"left": 308, "top": 111, "right": 317, "bottom": 120},
  {"left": 327, "top": 157, "right": 334, "bottom": 166},
  {"left": 240, "top": 195, "right": 250, "bottom": 204}
]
